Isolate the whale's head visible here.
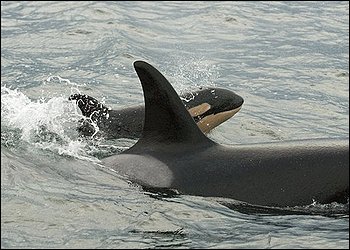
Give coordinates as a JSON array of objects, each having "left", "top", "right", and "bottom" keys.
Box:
[{"left": 182, "top": 88, "right": 244, "bottom": 133}]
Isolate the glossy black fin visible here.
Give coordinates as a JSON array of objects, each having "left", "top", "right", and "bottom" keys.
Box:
[{"left": 131, "top": 61, "right": 214, "bottom": 146}]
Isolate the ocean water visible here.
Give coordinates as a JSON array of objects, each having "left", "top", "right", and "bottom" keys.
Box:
[{"left": 1, "top": 1, "right": 349, "bottom": 249}]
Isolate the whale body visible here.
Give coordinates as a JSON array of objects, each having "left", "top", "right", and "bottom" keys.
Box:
[
  {"left": 69, "top": 87, "right": 244, "bottom": 139},
  {"left": 102, "top": 61, "right": 349, "bottom": 208}
]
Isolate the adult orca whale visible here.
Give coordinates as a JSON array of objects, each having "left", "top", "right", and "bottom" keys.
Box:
[
  {"left": 69, "top": 87, "right": 244, "bottom": 139},
  {"left": 102, "top": 61, "right": 349, "bottom": 208}
]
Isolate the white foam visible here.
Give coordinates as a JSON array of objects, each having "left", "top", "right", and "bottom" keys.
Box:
[{"left": 1, "top": 86, "right": 100, "bottom": 162}]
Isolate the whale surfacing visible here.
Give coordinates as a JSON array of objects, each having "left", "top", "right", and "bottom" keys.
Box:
[
  {"left": 102, "top": 61, "right": 349, "bottom": 208},
  {"left": 69, "top": 87, "right": 244, "bottom": 139}
]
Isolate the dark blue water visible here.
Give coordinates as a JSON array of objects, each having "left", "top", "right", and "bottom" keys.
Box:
[{"left": 1, "top": 1, "right": 349, "bottom": 248}]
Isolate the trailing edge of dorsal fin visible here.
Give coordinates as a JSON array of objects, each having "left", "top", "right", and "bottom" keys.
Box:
[{"left": 130, "top": 60, "right": 215, "bottom": 147}]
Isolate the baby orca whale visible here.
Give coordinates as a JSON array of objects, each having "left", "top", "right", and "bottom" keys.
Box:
[
  {"left": 69, "top": 87, "right": 244, "bottom": 139},
  {"left": 102, "top": 61, "right": 349, "bottom": 208}
]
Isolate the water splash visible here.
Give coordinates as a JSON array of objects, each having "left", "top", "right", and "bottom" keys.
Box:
[
  {"left": 1, "top": 86, "right": 101, "bottom": 162},
  {"left": 165, "top": 56, "right": 220, "bottom": 95}
]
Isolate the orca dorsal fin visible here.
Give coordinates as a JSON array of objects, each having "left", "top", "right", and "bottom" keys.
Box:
[{"left": 130, "top": 60, "right": 215, "bottom": 147}]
